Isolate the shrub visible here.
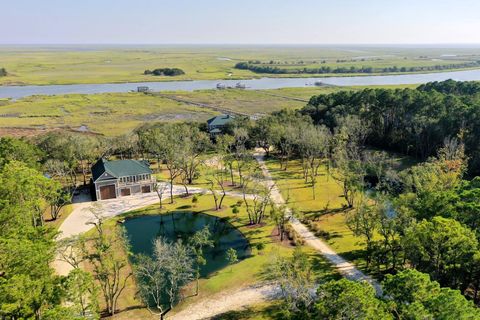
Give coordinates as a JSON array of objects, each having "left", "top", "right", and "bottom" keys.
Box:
[
  {"left": 192, "top": 194, "right": 199, "bottom": 204},
  {"left": 145, "top": 68, "right": 185, "bottom": 76},
  {"left": 256, "top": 243, "right": 265, "bottom": 251}
]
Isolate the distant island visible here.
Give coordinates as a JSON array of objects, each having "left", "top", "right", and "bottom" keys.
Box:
[
  {"left": 0, "top": 68, "right": 7, "bottom": 77},
  {"left": 144, "top": 68, "right": 185, "bottom": 76}
]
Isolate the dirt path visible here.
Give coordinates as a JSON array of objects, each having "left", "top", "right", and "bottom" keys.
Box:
[
  {"left": 170, "top": 283, "right": 279, "bottom": 320},
  {"left": 253, "top": 149, "right": 382, "bottom": 295}
]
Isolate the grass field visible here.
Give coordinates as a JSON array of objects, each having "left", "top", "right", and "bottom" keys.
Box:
[
  {"left": 0, "top": 92, "right": 218, "bottom": 136},
  {"left": 0, "top": 84, "right": 419, "bottom": 137},
  {"left": 1, "top": 46, "right": 480, "bottom": 85},
  {"left": 87, "top": 194, "right": 337, "bottom": 319}
]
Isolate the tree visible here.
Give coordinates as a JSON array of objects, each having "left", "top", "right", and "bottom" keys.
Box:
[
  {"left": 44, "top": 159, "right": 74, "bottom": 187},
  {"left": 373, "top": 199, "right": 405, "bottom": 272},
  {"left": 271, "top": 205, "right": 291, "bottom": 241},
  {"left": 346, "top": 198, "right": 379, "bottom": 269},
  {"left": 135, "top": 237, "right": 195, "bottom": 320},
  {"left": 165, "top": 154, "right": 182, "bottom": 203},
  {"left": 206, "top": 178, "right": 220, "bottom": 210},
  {"left": 0, "top": 137, "right": 42, "bottom": 169},
  {"left": 206, "top": 165, "right": 228, "bottom": 210},
  {"left": 45, "top": 183, "right": 71, "bottom": 221},
  {"left": 331, "top": 115, "right": 369, "bottom": 208},
  {"left": 251, "top": 116, "right": 276, "bottom": 156},
  {"left": 63, "top": 268, "right": 99, "bottom": 319},
  {"left": 226, "top": 248, "right": 238, "bottom": 272},
  {"left": 177, "top": 125, "right": 210, "bottom": 185},
  {"left": 37, "top": 132, "right": 81, "bottom": 187},
  {"left": 315, "top": 279, "right": 392, "bottom": 320},
  {"left": 56, "top": 236, "right": 85, "bottom": 269},
  {"left": 296, "top": 124, "right": 331, "bottom": 199},
  {"left": 81, "top": 208, "right": 132, "bottom": 316},
  {"left": 72, "top": 134, "right": 103, "bottom": 186},
  {"left": 189, "top": 226, "right": 213, "bottom": 296},
  {"left": 231, "top": 127, "right": 253, "bottom": 187},
  {"left": 242, "top": 172, "right": 272, "bottom": 225},
  {"left": 272, "top": 123, "right": 298, "bottom": 171},
  {"left": 153, "top": 181, "right": 169, "bottom": 210},
  {"left": 0, "top": 161, "right": 59, "bottom": 227},
  {"left": 0, "top": 202, "right": 62, "bottom": 319},
  {"left": 267, "top": 248, "right": 316, "bottom": 317},
  {"left": 402, "top": 217, "right": 478, "bottom": 291},
  {"left": 215, "top": 134, "right": 236, "bottom": 186},
  {"left": 383, "top": 269, "right": 480, "bottom": 319}
]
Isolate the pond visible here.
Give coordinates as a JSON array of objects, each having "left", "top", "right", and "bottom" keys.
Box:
[
  {"left": 123, "top": 212, "right": 250, "bottom": 277},
  {"left": 3, "top": 68, "right": 480, "bottom": 99}
]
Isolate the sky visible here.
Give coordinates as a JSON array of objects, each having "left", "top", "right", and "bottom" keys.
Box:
[{"left": 1, "top": 0, "right": 480, "bottom": 45}]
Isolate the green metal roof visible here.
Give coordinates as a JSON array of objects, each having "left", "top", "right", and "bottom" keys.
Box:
[
  {"left": 207, "top": 114, "right": 234, "bottom": 127},
  {"left": 92, "top": 159, "right": 152, "bottom": 181}
]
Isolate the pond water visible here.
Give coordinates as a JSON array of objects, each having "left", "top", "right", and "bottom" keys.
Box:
[
  {"left": 123, "top": 212, "right": 250, "bottom": 277},
  {"left": 2, "top": 69, "right": 480, "bottom": 99}
]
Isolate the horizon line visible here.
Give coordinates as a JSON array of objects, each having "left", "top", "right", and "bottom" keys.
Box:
[{"left": 1, "top": 43, "right": 480, "bottom": 47}]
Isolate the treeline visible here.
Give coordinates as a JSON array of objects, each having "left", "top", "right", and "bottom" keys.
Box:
[
  {"left": 301, "top": 80, "right": 480, "bottom": 175},
  {"left": 0, "top": 68, "right": 6, "bottom": 77},
  {"left": 144, "top": 68, "right": 185, "bottom": 76},
  {"left": 418, "top": 79, "right": 480, "bottom": 95},
  {"left": 234, "top": 61, "right": 480, "bottom": 74}
]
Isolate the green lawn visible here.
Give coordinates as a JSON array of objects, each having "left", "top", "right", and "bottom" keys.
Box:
[
  {"left": 44, "top": 203, "right": 74, "bottom": 230},
  {"left": 263, "top": 157, "right": 369, "bottom": 268}
]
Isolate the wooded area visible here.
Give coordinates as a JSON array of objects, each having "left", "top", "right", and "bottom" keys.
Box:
[{"left": 2, "top": 80, "right": 480, "bottom": 319}]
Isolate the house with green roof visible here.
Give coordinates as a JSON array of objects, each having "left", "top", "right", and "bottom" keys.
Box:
[
  {"left": 91, "top": 158, "right": 155, "bottom": 200},
  {"left": 207, "top": 114, "right": 234, "bottom": 135}
]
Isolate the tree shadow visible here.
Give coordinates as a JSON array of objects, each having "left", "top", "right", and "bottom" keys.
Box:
[
  {"left": 339, "top": 249, "right": 367, "bottom": 265},
  {"left": 211, "top": 303, "right": 285, "bottom": 320}
]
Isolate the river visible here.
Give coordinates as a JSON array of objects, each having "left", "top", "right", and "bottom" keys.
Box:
[{"left": 2, "top": 69, "right": 480, "bottom": 99}]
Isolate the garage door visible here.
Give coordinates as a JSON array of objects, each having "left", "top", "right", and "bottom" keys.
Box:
[
  {"left": 99, "top": 185, "right": 116, "bottom": 200},
  {"left": 121, "top": 188, "right": 131, "bottom": 197},
  {"left": 141, "top": 185, "right": 151, "bottom": 193}
]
